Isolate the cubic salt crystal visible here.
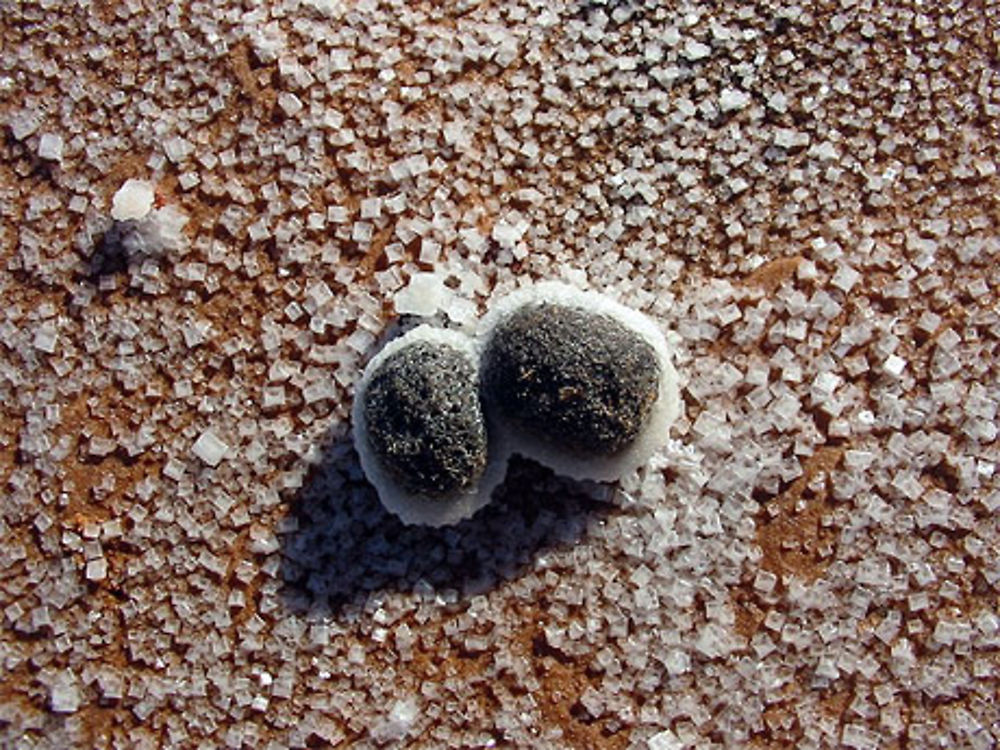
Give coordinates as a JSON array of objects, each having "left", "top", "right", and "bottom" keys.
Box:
[
  {"left": 883, "top": 354, "right": 906, "bottom": 378},
  {"left": 305, "top": 280, "right": 333, "bottom": 310},
  {"left": 359, "top": 197, "right": 382, "bottom": 219},
  {"left": 111, "top": 179, "right": 155, "bottom": 221},
  {"left": 86, "top": 558, "right": 108, "bottom": 581},
  {"left": 51, "top": 674, "right": 81, "bottom": 713},
  {"left": 278, "top": 92, "right": 303, "bottom": 117},
  {"left": 192, "top": 429, "right": 229, "bottom": 467},
  {"left": 302, "top": 0, "right": 345, "bottom": 16},
  {"left": 33, "top": 324, "right": 58, "bottom": 353},
  {"left": 38, "top": 132, "right": 64, "bottom": 162},
  {"left": 831, "top": 264, "right": 861, "bottom": 292}
]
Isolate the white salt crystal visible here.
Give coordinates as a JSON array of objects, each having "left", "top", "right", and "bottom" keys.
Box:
[
  {"left": 9, "top": 109, "right": 41, "bottom": 140},
  {"left": 719, "top": 88, "right": 750, "bottom": 112},
  {"left": 883, "top": 354, "right": 906, "bottom": 378},
  {"left": 491, "top": 219, "right": 526, "bottom": 248},
  {"left": 50, "top": 674, "right": 81, "bottom": 713},
  {"left": 86, "top": 558, "right": 108, "bottom": 581},
  {"left": 33, "top": 323, "right": 58, "bottom": 353},
  {"left": 111, "top": 179, "right": 155, "bottom": 221},
  {"left": 278, "top": 92, "right": 303, "bottom": 117},
  {"left": 192, "top": 429, "right": 229, "bottom": 467},
  {"left": 768, "top": 91, "right": 789, "bottom": 113},
  {"left": 38, "top": 132, "right": 64, "bottom": 162},
  {"left": 163, "top": 136, "right": 193, "bottom": 164},
  {"left": 831, "top": 264, "right": 861, "bottom": 292},
  {"left": 372, "top": 697, "right": 419, "bottom": 742},
  {"left": 360, "top": 197, "right": 382, "bottom": 219},
  {"left": 393, "top": 272, "right": 451, "bottom": 317},
  {"left": 682, "top": 39, "right": 711, "bottom": 61},
  {"left": 305, "top": 280, "right": 334, "bottom": 310},
  {"left": 916, "top": 310, "right": 941, "bottom": 334},
  {"left": 302, "top": 0, "right": 345, "bottom": 16},
  {"left": 842, "top": 724, "right": 878, "bottom": 750},
  {"left": 811, "top": 372, "right": 840, "bottom": 401},
  {"left": 418, "top": 239, "right": 441, "bottom": 264},
  {"left": 406, "top": 154, "right": 429, "bottom": 176},
  {"left": 648, "top": 730, "right": 684, "bottom": 750}
]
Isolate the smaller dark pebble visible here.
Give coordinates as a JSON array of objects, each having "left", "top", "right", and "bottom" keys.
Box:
[{"left": 363, "top": 341, "right": 488, "bottom": 497}]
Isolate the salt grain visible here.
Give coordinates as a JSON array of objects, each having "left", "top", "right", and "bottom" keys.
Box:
[
  {"left": 38, "top": 132, "right": 64, "bottom": 162},
  {"left": 192, "top": 429, "right": 229, "bottom": 467},
  {"left": 111, "top": 179, "right": 155, "bottom": 221}
]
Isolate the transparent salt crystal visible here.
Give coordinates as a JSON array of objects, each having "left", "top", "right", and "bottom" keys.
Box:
[
  {"left": 50, "top": 673, "right": 81, "bottom": 713},
  {"left": 192, "top": 429, "right": 229, "bottom": 467},
  {"left": 38, "top": 132, "right": 64, "bottom": 162},
  {"left": 85, "top": 558, "right": 108, "bottom": 581}
]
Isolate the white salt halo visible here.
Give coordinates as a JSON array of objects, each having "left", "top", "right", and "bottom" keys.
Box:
[
  {"left": 352, "top": 325, "right": 510, "bottom": 527},
  {"left": 477, "top": 281, "right": 682, "bottom": 483},
  {"left": 111, "top": 178, "right": 155, "bottom": 222}
]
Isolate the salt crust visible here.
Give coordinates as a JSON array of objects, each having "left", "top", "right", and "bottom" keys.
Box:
[
  {"left": 478, "top": 281, "right": 681, "bottom": 482},
  {"left": 352, "top": 325, "right": 509, "bottom": 527},
  {"left": 2, "top": 0, "right": 998, "bottom": 746}
]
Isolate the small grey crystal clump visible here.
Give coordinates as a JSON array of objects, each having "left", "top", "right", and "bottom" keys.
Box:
[
  {"left": 482, "top": 303, "right": 661, "bottom": 456},
  {"left": 363, "top": 341, "right": 488, "bottom": 497}
]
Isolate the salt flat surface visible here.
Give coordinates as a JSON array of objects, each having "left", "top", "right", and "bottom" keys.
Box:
[{"left": 1, "top": 1, "right": 998, "bottom": 748}]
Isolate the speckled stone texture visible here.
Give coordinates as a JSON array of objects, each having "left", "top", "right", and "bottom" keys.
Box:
[
  {"left": 483, "top": 303, "right": 661, "bottom": 456},
  {"left": 363, "top": 341, "right": 487, "bottom": 497}
]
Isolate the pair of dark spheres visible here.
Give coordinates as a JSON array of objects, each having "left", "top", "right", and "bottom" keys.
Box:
[{"left": 361, "top": 303, "right": 661, "bottom": 500}]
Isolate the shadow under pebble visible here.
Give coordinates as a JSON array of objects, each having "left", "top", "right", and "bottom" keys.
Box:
[{"left": 278, "top": 432, "right": 612, "bottom": 621}]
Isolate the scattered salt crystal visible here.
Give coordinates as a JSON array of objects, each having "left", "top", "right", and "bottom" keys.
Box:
[
  {"left": 811, "top": 372, "right": 840, "bottom": 402},
  {"left": 85, "top": 558, "right": 108, "bottom": 581},
  {"left": 648, "top": 729, "right": 684, "bottom": 750},
  {"left": 491, "top": 219, "right": 527, "bottom": 248},
  {"left": 111, "top": 179, "right": 155, "bottom": 221},
  {"left": 163, "top": 136, "right": 193, "bottom": 164},
  {"left": 916, "top": 310, "right": 941, "bottom": 334},
  {"left": 719, "top": 88, "right": 750, "bottom": 112},
  {"left": 32, "top": 323, "right": 58, "bottom": 353},
  {"left": 278, "top": 92, "right": 303, "bottom": 117},
  {"left": 50, "top": 673, "right": 81, "bottom": 713},
  {"left": 192, "top": 429, "right": 229, "bottom": 467},
  {"left": 883, "top": 354, "right": 906, "bottom": 378},
  {"left": 682, "top": 39, "right": 711, "bottom": 61},
  {"left": 372, "top": 697, "right": 419, "bottom": 742},
  {"left": 38, "top": 132, "right": 64, "bottom": 162},
  {"left": 9, "top": 109, "right": 41, "bottom": 140},
  {"left": 831, "top": 264, "right": 861, "bottom": 293},
  {"left": 360, "top": 197, "right": 382, "bottom": 219},
  {"left": 305, "top": 280, "right": 334, "bottom": 311}
]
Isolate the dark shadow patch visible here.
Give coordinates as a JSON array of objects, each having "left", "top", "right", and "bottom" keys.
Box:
[
  {"left": 277, "top": 431, "right": 613, "bottom": 621},
  {"left": 86, "top": 221, "right": 133, "bottom": 279}
]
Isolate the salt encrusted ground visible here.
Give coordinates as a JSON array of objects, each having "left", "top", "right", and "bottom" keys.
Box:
[{"left": 1, "top": 0, "right": 998, "bottom": 748}]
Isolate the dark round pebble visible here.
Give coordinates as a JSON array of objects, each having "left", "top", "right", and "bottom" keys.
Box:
[
  {"left": 363, "top": 341, "right": 488, "bottom": 497},
  {"left": 482, "top": 303, "right": 661, "bottom": 456}
]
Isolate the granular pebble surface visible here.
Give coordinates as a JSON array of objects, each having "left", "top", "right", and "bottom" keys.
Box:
[
  {"left": 483, "top": 303, "right": 661, "bottom": 456},
  {"left": 1, "top": 0, "right": 999, "bottom": 748},
  {"left": 363, "top": 341, "right": 487, "bottom": 497}
]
